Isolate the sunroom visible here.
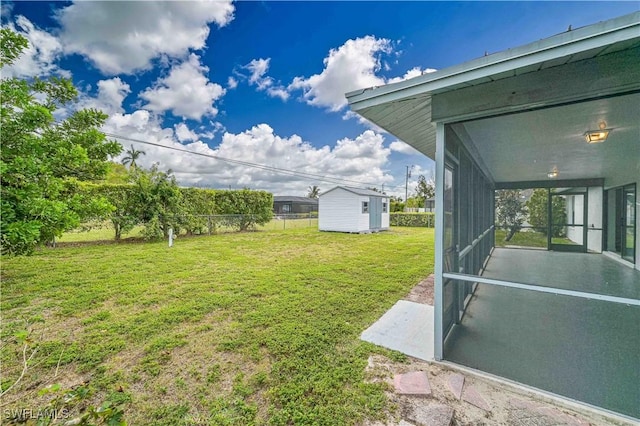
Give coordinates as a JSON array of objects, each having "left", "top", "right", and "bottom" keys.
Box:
[{"left": 347, "top": 12, "right": 640, "bottom": 420}]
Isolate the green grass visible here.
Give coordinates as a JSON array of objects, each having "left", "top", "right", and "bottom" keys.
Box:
[
  {"left": 1, "top": 227, "right": 433, "bottom": 425},
  {"left": 495, "top": 229, "right": 579, "bottom": 248},
  {"left": 495, "top": 229, "right": 548, "bottom": 248},
  {"left": 58, "top": 218, "right": 318, "bottom": 243}
]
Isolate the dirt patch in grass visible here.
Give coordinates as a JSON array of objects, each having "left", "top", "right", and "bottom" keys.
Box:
[{"left": 403, "top": 274, "right": 434, "bottom": 306}]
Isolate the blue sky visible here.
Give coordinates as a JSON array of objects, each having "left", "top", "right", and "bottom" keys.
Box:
[{"left": 2, "top": 1, "right": 638, "bottom": 197}]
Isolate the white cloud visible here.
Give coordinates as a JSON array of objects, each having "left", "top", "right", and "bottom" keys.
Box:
[
  {"left": 246, "top": 58, "right": 271, "bottom": 89},
  {"left": 174, "top": 123, "right": 199, "bottom": 143},
  {"left": 3, "top": 15, "right": 66, "bottom": 78},
  {"left": 241, "top": 58, "right": 289, "bottom": 101},
  {"left": 390, "top": 140, "right": 421, "bottom": 155},
  {"left": 139, "top": 54, "right": 225, "bottom": 121},
  {"left": 103, "top": 112, "right": 395, "bottom": 195},
  {"left": 266, "top": 87, "right": 289, "bottom": 101},
  {"left": 227, "top": 76, "right": 238, "bottom": 89},
  {"left": 56, "top": 0, "right": 235, "bottom": 75},
  {"left": 288, "top": 36, "right": 391, "bottom": 112},
  {"left": 387, "top": 66, "right": 437, "bottom": 84},
  {"left": 78, "top": 77, "right": 131, "bottom": 115}
]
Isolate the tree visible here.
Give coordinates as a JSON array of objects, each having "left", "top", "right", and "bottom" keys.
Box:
[
  {"left": 307, "top": 185, "right": 320, "bottom": 199},
  {"left": 0, "top": 29, "right": 121, "bottom": 255},
  {"left": 526, "top": 189, "right": 567, "bottom": 237},
  {"left": 495, "top": 190, "right": 527, "bottom": 241},
  {"left": 415, "top": 175, "right": 435, "bottom": 205},
  {"left": 121, "top": 144, "right": 146, "bottom": 170},
  {"left": 129, "top": 164, "right": 182, "bottom": 240}
]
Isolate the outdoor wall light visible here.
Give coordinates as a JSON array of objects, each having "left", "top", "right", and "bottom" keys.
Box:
[{"left": 584, "top": 121, "right": 611, "bottom": 143}]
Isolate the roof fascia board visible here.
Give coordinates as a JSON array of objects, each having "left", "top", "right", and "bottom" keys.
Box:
[{"left": 347, "top": 14, "right": 639, "bottom": 113}]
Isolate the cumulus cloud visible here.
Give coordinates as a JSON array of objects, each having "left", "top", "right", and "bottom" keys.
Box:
[
  {"left": 56, "top": 0, "right": 235, "bottom": 75},
  {"left": 227, "top": 76, "right": 238, "bottom": 89},
  {"left": 78, "top": 77, "right": 131, "bottom": 115},
  {"left": 288, "top": 36, "right": 437, "bottom": 119},
  {"left": 289, "top": 36, "right": 391, "bottom": 112},
  {"left": 390, "top": 140, "right": 421, "bottom": 155},
  {"left": 2, "top": 15, "right": 66, "bottom": 78},
  {"left": 387, "top": 66, "right": 437, "bottom": 84},
  {"left": 139, "top": 54, "right": 225, "bottom": 121},
  {"left": 102, "top": 109, "right": 394, "bottom": 195},
  {"left": 240, "top": 58, "right": 289, "bottom": 101},
  {"left": 174, "top": 123, "right": 200, "bottom": 143}
]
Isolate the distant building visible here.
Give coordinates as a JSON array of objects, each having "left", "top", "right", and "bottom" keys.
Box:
[
  {"left": 319, "top": 186, "right": 390, "bottom": 233},
  {"left": 273, "top": 196, "right": 318, "bottom": 214}
]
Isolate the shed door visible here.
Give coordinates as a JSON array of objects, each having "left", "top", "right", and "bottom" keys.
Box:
[{"left": 369, "top": 197, "right": 382, "bottom": 229}]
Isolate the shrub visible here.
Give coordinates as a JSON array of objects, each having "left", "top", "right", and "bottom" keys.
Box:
[{"left": 390, "top": 213, "right": 435, "bottom": 227}]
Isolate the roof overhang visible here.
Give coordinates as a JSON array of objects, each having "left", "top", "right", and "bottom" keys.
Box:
[{"left": 346, "top": 12, "right": 640, "bottom": 163}]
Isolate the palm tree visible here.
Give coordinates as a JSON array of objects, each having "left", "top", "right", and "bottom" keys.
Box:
[
  {"left": 121, "top": 144, "right": 146, "bottom": 170},
  {"left": 307, "top": 185, "right": 320, "bottom": 199}
]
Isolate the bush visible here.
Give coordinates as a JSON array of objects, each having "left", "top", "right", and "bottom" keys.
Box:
[
  {"left": 177, "top": 187, "right": 216, "bottom": 235},
  {"left": 390, "top": 213, "right": 435, "bottom": 227},
  {"left": 214, "top": 190, "right": 273, "bottom": 231}
]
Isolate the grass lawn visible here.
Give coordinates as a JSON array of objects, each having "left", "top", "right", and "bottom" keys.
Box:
[
  {"left": 58, "top": 218, "right": 318, "bottom": 243},
  {"left": 1, "top": 227, "right": 433, "bottom": 425},
  {"left": 495, "top": 229, "right": 578, "bottom": 248}
]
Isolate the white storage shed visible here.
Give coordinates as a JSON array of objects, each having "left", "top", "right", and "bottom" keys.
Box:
[{"left": 318, "top": 186, "right": 390, "bottom": 233}]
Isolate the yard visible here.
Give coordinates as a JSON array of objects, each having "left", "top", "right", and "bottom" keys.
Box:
[
  {"left": 1, "top": 227, "right": 434, "bottom": 425},
  {"left": 494, "top": 229, "right": 578, "bottom": 248}
]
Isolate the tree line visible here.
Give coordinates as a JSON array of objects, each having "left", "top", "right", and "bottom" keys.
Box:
[{"left": 0, "top": 28, "right": 271, "bottom": 255}]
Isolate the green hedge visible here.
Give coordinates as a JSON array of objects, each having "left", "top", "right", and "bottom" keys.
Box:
[
  {"left": 390, "top": 212, "right": 435, "bottom": 227},
  {"left": 77, "top": 184, "right": 273, "bottom": 237}
]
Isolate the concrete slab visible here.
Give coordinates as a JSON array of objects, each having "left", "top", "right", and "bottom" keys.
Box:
[
  {"left": 462, "top": 384, "right": 491, "bottom": 412},
  {"left": 393, "top": 371, "right": 432, "bottom": 396},
  {"left": 407, "top": 403, "right": 454, "bottom": 426},
  {"left": 447, "top": 373, "right": 464, "bottom": 400},
  {"left": 361, "top": 300, "right": 434, "bottom": 361}
]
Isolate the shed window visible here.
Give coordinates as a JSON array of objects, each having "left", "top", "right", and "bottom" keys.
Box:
[
  {"left": 362, "top": 201, "right": 369, "bottom": 213},
  {"left": 382, "top": 202, "right": 388, "bottom": 213},
  {"left": 283, "top": 204, "right": 291, "bottom": 213}
]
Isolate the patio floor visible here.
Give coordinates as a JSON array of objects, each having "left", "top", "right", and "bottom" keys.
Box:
[{"left": 445, "top": 249, "right": 640, "bottom": 419}]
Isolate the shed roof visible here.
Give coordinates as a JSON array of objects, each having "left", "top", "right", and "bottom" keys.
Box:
[
  {"left": 320, "top": 186, "right": 390, "bottom": 198},
  {"left": 346, "top": 12, "right": 640, "bottom": 161},
  {"left": 273, "top": 196, "right": 318, "bottom": 204}
]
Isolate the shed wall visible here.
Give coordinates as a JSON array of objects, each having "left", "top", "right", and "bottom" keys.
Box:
[
  {"left": 319, "top": 189, "right": 363, "bottom": 232},
  {"left": 319, "top": 188, "right": 389, "bottom": 232}
]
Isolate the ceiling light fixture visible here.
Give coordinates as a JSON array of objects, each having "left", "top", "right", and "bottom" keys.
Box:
[
  {"left": 547, "top": 168, "right": 558, "bottom": 179},
  {"left": 584, "top": 121, "right": 611, "bottom": 144}
]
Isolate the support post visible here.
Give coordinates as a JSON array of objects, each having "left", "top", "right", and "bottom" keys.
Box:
[{"left": 434, "top": 122, "right": 445, "bottom": 361}]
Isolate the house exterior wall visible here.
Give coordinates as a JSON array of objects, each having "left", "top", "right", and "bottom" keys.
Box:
[{"left": 273, "top": 201, "right": 318, "bottom": 214}]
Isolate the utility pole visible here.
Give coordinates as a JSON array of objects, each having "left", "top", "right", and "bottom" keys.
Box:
[{"left": 405, "top": 165, "right": 413, "bottom": 203}]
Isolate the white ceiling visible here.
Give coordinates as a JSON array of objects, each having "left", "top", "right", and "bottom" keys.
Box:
[{"left": 461, "top": 92, "right": 640, "bottom": 187}]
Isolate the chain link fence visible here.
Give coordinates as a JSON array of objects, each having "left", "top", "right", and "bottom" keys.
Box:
[{"left": 58, "top": 213, "right": 319, "bottom": 244}]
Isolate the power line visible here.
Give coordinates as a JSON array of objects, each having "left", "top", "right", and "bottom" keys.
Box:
[{"left": 105, "top": 132, "right": 408, "bottom": 191}]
